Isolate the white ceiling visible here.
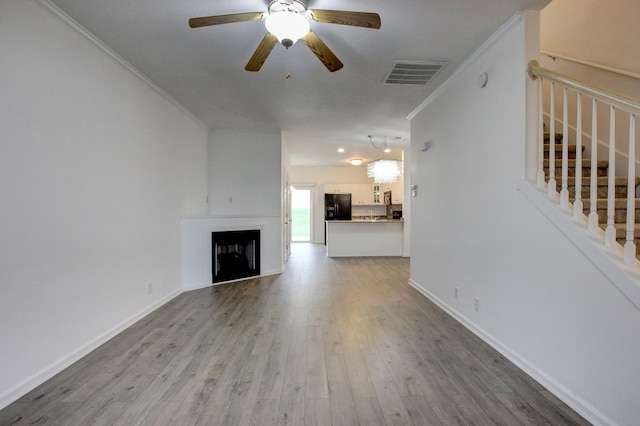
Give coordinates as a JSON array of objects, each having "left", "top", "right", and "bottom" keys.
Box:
[{"left": 46, "top": 0, "right": 550, "bottom": 166}]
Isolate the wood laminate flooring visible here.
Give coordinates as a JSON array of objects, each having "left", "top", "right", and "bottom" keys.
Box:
[{"left": 0, "top": 243, "right": 589, "bottom": 425}]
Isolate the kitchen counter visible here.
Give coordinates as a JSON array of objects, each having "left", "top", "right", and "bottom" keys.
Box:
[{"left": 325, "top": 220, "right": 403, "bottom": 257}]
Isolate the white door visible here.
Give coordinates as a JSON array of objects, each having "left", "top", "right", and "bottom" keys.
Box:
[{"left": 284, "top": 173, "right": 291, "bottom": 263}]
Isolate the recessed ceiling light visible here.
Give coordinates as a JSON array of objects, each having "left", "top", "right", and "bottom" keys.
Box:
[
  {"left": 350, "top": 159, "right": 363, "bottom": 166},
  {"left": 337, "top": 147, "right": 345, "bottom": 153},
  {"left": 384, "top": 148, "right": 391, "bottom": 153}
]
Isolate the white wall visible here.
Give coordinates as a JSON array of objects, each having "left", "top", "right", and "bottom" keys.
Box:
[
  {"left": 209, "top": 130, "right": 282, "bottom": 217},
  {"left": 289, "top": 165, "right": 374, "bottom": 185},
  {"left": 198, "top": 129, "right": 284, "bottom": 286},
  {"left": 0, "top": 0, "right": 208, "bottom": 408},
  {"left": 410, "top": 12, "right": 640, "bottom": 426},
  {"left": 541, "top": 0, "right": 640, "bottom": 79}
]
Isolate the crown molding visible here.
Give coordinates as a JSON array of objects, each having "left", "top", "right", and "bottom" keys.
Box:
[
  {"left": 407, "top": 12, "right": 524, "bottom": 120},
  {"left": 32, "top": 0, "right": 208, "bottom": 130}
]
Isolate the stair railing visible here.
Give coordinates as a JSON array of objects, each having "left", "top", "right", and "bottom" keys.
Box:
[{"left": 528, "top": 61, "right": 640, "bottom": 265}]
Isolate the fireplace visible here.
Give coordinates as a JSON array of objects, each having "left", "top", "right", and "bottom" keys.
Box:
[{"left": 212, "top": 229, "right": 260, "bottom": 283}]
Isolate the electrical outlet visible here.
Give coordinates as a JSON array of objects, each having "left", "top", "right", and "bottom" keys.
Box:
[
  {"left": 454, "top": 287, "right": 459, "bottom": 298},
  {"left": 474, "top": 298, "right": 479, "bottom": 312},
  {"left": 147, "top": 282, "right": 153, "bottom": 294}
]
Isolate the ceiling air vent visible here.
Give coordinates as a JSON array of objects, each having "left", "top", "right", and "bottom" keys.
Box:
[{"left": 383, "top": 60, "right": 447, "bottom": 85}]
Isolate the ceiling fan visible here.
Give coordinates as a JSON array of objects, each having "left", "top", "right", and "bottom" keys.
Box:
[{"left": 189, "top": 0, "right": 381, "bottom": 72}]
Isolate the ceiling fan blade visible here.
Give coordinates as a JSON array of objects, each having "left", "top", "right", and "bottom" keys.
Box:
[
  {"left": 189, "top": 12, "right": 265, "bottom": 29},
  {"left": 309, "top": 10, "right": 381, "bottom": 29},
  {"left": 245, "top": 33, "right": 278, "bottom": 72},
  {"left": 301, "top": 31, "right": 344, "bottom": 72}
]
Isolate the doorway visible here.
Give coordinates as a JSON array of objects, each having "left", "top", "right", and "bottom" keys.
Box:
[{"left": 291, "top": 186, "right": 312, "bottom": 242}]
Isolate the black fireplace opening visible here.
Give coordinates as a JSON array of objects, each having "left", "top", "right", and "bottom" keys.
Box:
[{"left": 212, "top": 229, "right": 260, "bottom": 283}]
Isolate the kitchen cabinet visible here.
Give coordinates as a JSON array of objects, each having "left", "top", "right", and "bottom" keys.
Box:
[
  {"left": 390, "top": 180, "right": 404, "bottom": 204},
  {"left": 324, "top": 182, "right": 401, "bottom": 205},
  {"left": 372, "top": 184, "right": 382, "bottom": 204},
  {"left": 377, "top": 179, "right": 404, "bottom": 205},
  {"left": 353, "top": 183, "right": 393, "bottom": 205},
  {"left": 324, "top": 183, "right": 353, "bottom": 194},
  {"left": 326, "top": 220, "right": 404, "bottom": 257},
  {"left": 351, "top": 184, "right": 373, "bottom": 205},
  {"left": 325, "top": 183, "right": 374, "bottom": 205}
]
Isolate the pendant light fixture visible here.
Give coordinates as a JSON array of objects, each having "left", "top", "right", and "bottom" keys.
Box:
[
  {"left": 366, "top": 135, "right": 404, "bottom": 183},
  {"left": 367, "top": 159, "right": 403, "bottom": 183}
]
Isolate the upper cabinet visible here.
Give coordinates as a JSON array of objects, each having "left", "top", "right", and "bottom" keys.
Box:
[
  {"left": 351, "top": 184, "right": 374, "bottom": 205},
  {"left": 390, "top": 179, "right": 404, "bottom": 205},
  {"left": 324, "top": 180, "right": 403, "bottom": 205},
  {"left": 378, "top": 178, "right": 404, "bottom": 205},
  {"left": 324, "top": 183, "right": 349, "bottom": 194},
  {"left": 372, "top": 184, "right": 382, "bottom": 204}
]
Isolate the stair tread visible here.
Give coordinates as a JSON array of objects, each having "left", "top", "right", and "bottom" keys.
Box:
[
  {"left": 558, "top": 176, "right": 640, "bottom": 185},
  {"left": 543, "top": 133, "right": 640, "bottom": 259},
  {"left": 543, "top": 132, "right": 563, "bottom": 140},
  {"left": 543, "top": 144, "right": 580, "bottom": 151},
  {"left": 543, "top": 159, "right": 608, "bottom": 167},
  {"left": 613, "top": 223, "right": 640, "bottom": 230},
  {"left": 578, "top": 198, "right": 640, "bottom": 208},
  {"left": 543, "top": 142, "right": 581, "bottom": 147}
]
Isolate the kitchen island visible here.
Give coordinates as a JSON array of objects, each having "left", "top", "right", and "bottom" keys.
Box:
[{"left": 325, "top": 220, "right": 404, "bottom": 257}]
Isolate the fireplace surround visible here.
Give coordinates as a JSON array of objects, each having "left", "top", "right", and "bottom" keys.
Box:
[
  {"left": 211, "top": 229, "right": 260, "bottom": 283},
  {"left": 181, "top": 217, "right": 281, "bottom": 291}
]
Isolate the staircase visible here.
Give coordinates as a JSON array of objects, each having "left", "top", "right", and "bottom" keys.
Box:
[{"left": 543, "top": 133, "right": 640, "bottom": 257}]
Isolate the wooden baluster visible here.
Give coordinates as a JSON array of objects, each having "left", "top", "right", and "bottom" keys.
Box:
[
  {"left": 624, "top": 114, "right": 637, "bottom": 264},
  {"left": 605, "top": 106, "right": 616, "bottom": 247},
  {"left": 547, "top": 82, "right": 557, "bottom": 198},
  {"left": 560, "top": 86, "right": 570, "bottom": 208},
  {"left": 537, "top": 78, "right": 546, "bottom": 188},
  {"left": 588, "top": 98, "right": 599, "bottom": 232},
  {"left": 573, "top": 93, "right": 583, "bottom": 219}
]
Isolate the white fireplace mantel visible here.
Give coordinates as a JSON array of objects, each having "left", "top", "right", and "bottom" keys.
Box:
[{"left": 181, "top": 215, "right": 283, "bottom": 291}]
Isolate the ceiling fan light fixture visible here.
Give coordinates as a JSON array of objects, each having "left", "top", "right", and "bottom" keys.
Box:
[{"left": 265, "top": 11, "right": 310, "bottom": 48}]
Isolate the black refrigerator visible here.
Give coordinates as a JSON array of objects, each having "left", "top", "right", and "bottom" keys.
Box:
[
  {"left": 325, "top": 193, "right": 352, "bottom": 221},
  {"left": 325, "top": 193, "right": 352, "bottom": 244}
]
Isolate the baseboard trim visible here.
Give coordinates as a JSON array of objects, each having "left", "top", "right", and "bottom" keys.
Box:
[
  {"left": 182, "top": 268, "right": 283, "bottom": 292},
  {"left": 263, "top": 268, "right": 284, "bottom": 277},
  {"left": 0, "top": 288, "right": 181, "bottom": 410},
  {"left": 408, "top": 278, "right": 614, "bottom": 426},
  {"left": 182, "top": 281, "right": 211, "bottom": 292}
]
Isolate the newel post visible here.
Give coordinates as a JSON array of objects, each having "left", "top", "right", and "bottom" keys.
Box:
[{"left": 528, "top": 60, "right": 546, "bottom": 189}]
